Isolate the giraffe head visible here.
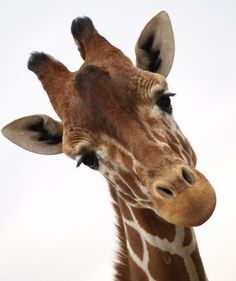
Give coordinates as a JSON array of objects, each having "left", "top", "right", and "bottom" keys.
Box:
[{"left": 2, "top": 12, "right": 216, "bottom": 227}]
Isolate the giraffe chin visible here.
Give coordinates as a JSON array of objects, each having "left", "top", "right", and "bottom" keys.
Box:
[{"left": 153, "top": 171, "right": 217, "bottom": 227}]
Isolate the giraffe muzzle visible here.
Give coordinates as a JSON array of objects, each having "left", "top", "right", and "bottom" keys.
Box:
[
  {"left": 154, "top": 167, "right": 194, "bottom": 198},
  {"left": 151, "top": 167, "right": 216, "bottom": 227}
]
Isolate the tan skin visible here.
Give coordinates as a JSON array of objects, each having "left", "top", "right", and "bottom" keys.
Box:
[{"left": 2, "top": 12, "right": 216, "bottom": 281}]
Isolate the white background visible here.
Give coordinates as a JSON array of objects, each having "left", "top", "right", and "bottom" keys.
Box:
[{"left": 0, "top": 1, "right": 235, "bottom": 280}]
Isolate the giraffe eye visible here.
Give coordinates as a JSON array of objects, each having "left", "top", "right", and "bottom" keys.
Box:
[
  {"left": 76, "top": 151, "right": 99, "bottom": 170},
  {"left": 157, "top": 93, "right": 175, "bottom": 114}
]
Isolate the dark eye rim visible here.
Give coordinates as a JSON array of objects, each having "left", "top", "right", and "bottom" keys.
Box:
[
  {"left": 156, "top": 92, "right": 176, "bottom": 114},
  {"left": 76, "top": 151, "right": 99, "bottom": 170}
]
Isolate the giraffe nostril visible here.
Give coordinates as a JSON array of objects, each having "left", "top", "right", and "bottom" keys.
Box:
[
  {"left": 156, "top": 186, "right": 175, "bottom": 197},
  {"left": 181, "top": 168, "right": 194, "bottom": 185}
]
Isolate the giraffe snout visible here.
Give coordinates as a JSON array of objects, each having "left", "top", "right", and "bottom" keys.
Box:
[
  {"left": 178, "top": 167, "right": 195, "bottom": 186},
  {"left": 150, "top": 166, "right": 216, "bottom": 227},
  {"left": 152, "top": 166, "right": 196, "bottom": 199}
]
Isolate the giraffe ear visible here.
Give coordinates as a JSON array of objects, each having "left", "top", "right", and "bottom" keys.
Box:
[
  {"left": 2, "top": 115, "right": 63, "bottom": 155},
  {"left": 135, "top": 11, "right": 175, "bottom": 77}
]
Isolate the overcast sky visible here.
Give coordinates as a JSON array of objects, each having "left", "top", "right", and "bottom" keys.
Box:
[{"left": 0, "top": 1, "right": 236, "bottom": 280}]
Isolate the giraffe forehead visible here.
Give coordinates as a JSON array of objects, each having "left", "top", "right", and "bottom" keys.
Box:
[
  {"left": 71, "top": 64, "right": 167, "bottom": 128},
  {"left": 73, "top": 65, "right": 138, "bottom": 131},
  {"left": 73, "top": 68, "right": 158, "bottom": 129},
  {"left": 64, "top": 77, "right": 133, "bottom": 149}
]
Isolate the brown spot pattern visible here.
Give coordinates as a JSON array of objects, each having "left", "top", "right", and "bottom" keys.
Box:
[
  {"left": 191, "top": 247, "right": 207, "bottom": 280},
  {"left": 146, "top": 241, "right": 190, "bottom": 281},
  {"left": 132, "top": 207, "right": 176, "bottom": 242},
  {"left": 118, "top": 169, "right": 148, "bottom": 200},
  {"left": 118, "top": 197, "right": 133, "bottom": 221},
  {"left": 182, "top": 227, "right": 193, "bottom": 247},
  {"left": 126, "top": 223, "right": 144, "bottom": 260},
  {"left": 109, "top": 184, "right": 131, "bottom": 281},
  {"left": 129, "top": 258, "right": 149, "bottom": 281},
  {"left": 120, "top": 151, "right": 134, "bottom": 170},
  {"left": 114, "top": 176, "right": 136, "bottom": 198}
]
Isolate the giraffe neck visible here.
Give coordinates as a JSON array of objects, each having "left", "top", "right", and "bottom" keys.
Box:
[{"left": 110, "top": 185, "right": 207, "bottom": 281}]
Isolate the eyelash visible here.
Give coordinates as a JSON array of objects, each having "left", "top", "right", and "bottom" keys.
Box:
[
  {"left": 76, "top": 151, "right": 99, "bottom": 170},
  {"left": 156, "top": 92, "right": 176, "bottom": 114}
]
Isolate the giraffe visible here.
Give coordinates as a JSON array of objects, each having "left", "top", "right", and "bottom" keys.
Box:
[{"left": 2, "top": 11, "right": 216, "bottom": 281}]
